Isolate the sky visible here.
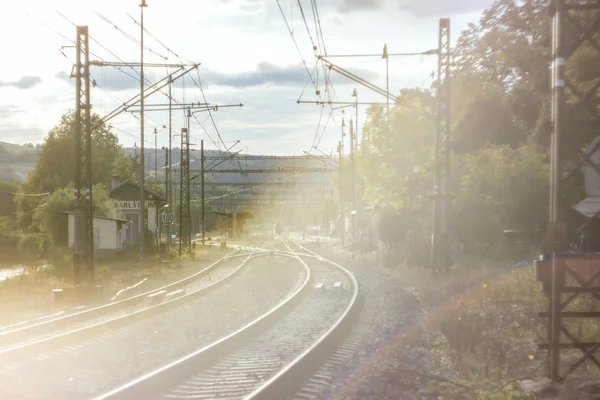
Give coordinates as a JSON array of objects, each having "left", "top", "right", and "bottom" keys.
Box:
[{"left": 0, "top": 0, "right": 493, "bottom": 156}]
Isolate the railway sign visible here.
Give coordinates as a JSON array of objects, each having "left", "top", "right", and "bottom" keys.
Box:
[{"left": 161, "top": 212, "right": 174, "bottom": 225}]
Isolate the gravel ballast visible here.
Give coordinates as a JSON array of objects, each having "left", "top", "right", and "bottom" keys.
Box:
[{"left": 292, "top": 240, "right": 445, "bottom": 400}]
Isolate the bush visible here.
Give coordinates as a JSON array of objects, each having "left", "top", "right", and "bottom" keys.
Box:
[
  {"left": 0, "top": 217, "right": 20, "bottom": 257},
  {"left": 18, "top": 232, "right": 49, "bottom": 258}
]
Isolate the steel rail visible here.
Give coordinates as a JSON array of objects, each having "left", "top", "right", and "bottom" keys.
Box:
[
  {"left": 95, "top": 239, "right": 358, "bottom": 400},
  {"left": 94, "top": 248, "right": 312, "bottom": 399},
  {"left": 244, "top": 238, "right": 360, "bottom": 399},
  {"left": 0, "top": 234, "right": 264, "bottom": 338},
  {"left": 0, "top": 242, "right": 268, "bottom": 357},
  {"left": 0, "top": 248, "right": 239, "bottom": 338}
]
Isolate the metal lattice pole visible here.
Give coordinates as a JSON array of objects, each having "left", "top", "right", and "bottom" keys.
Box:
[
  {"left": 73, "top": 26, "right": 93, "bottom": 285},
  {"left": 139, "top": 0, "right": 147, "bottom": 260},
  {"left": 431, "top": 18, "right": 452, "bottom": 274},
  {"left": 201, "top": 139, "right": 205, "bottom": 246},
  {"left": 543, "top": 0, "right": 600, "bottom": 382},
  {"left": 179, "top": 126, "right": 191, "bottom": 255}
]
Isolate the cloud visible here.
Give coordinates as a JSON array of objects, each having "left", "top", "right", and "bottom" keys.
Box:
[
  {"left": 339, "top": 0, "right": 385, "bottom": 12},
  {"left": 204, "top": 62, "right": 379, "bottom": 89},
  {"left": 0, "top": 105, "right": 26, "bottom": 119},
  {"left": 0, "top": 126, "right": 44, "bottom": 144},
  {"left": 398, "top": 0, "right": 494, "bottom": 17},
  {"left": 338, "top": 0, "right": 493, "bottom": 16},
  {"left": 208, "top": 62, "right": 308, "bottom": 88},
  {"left": 58, "top": 62, "right": 379, "bottom": 93},
  {"left": 55, "top": 71, "right": 69, "bottom": 80},
  {"left": 0, "top": 76, "right": 42, "bottom": 89}
]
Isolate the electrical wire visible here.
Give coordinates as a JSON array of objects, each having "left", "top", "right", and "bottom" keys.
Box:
[
  {"left": 192, "top": 72, "right": 246, "bottom": 181},
  {"left": 125, "top": 12, "right": 183, "bottom": 63},
  {"left": 0, "top": 189, "right": 50, "bottom": 197},
  {"left": 275, "top": 0, "right": 319, "bottom": 94},
  {"left": 24, "top": 11, "right": 74, "bottom": 44},
  {"left": 92, "top": 10, "right": 169, "bottom": 62},
  {"left": 297, "top": 0, "right": 316, "bottom": 49}
]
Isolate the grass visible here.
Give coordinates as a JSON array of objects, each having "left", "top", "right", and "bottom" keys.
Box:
[
  {"left": 355, "top": 255, "right": 600, "bottom": 399},
  {"left": 333, "top": 256, "right": 552, "bottom": 400}
]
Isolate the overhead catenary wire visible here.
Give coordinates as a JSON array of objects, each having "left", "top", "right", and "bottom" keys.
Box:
[
  {"left": 125, "top": 12, "right": 183, "bottom": 63},
  {"left": 275, "top": 0, "right": 320, "bottom": 95},
  {"left": 91, "top": 10, "right": 170, "bottom": 62},
  {"left": 188, "top": 71, "right": 246, "bottom": 179},
  {"left": 278, "top": 0, "right": 335, "bottom": 165}
]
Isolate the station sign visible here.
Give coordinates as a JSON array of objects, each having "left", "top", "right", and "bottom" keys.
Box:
[
  {"left": 573, "top": 197, "right": 600, "bottom": 218},
  {"left": 112, "top": 200, "right": 156, "bottom": 210}
]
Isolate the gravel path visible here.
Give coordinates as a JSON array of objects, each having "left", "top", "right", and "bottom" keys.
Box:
[
  {"left": 0, "top": 256, "right": 305, "bottom": 399},
  {"left": 290, "top": 240, "right": 435, "bottom": 400}
]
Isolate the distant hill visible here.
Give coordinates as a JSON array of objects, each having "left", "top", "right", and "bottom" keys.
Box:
[
  {"left": 0, "top": 142, "right": 334, "bottom": 188},
  {"left": 0, "top": 141, "right": 39, "bottom": 182}
]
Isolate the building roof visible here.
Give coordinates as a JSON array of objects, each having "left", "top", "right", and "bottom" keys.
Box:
[
  {"left": 109, "top": 180, "right": 167, "bottom": 203},
  {"left": 211, "top": 211, "right": 254, "bottom": 220},
  {"left": 62, "top": 212, "right": 129, "bottom": 223}
]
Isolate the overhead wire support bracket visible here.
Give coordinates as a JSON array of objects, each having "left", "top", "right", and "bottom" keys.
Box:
[
  {"left": 313, "top": 56, "right": 435, "bottom": 120},
  {"left": 100, "top": 63, "right": 200, "bottom": 123},
  {"left": 89, "top": 61, "right": 196, "bottom": 68},
  {"left": 317, "top": 49, "right": 438, "bottom": 58},
  {"left": 297, "top": 100, "right": 389, "bottom": 106},
  {"left": 129, "top": 103, "right": 243, "bottom": 113}
]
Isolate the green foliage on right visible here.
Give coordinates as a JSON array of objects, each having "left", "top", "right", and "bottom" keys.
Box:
[
  {"left": 350, "top": 0, "right": 600, "bottom": 263},
  {"left": 454, "top": 142, "right": 549, "bottom": 254}
]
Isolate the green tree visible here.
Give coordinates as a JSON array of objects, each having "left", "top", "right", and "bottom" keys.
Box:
[
  {"left": 453, "top": 142, "right": 549, "bottom": 254},
  {"left": 452, "top": 0, "right": 550, "bottom": 150},
  {"left": 33, "top": 183, "right": 111, "bottom": 248},
  {"left": 17, "top": 111, "right": 134, "bottom": 230},
  {"left": 358, "top": 89, "right": 435, "bottom": 213},
  {"left": 0, "top": 180, "right": 19, "bottom": 220}
]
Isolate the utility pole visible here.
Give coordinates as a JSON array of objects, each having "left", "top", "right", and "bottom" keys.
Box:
[
  {"left": 153, "top": 127, "right": 158, "bottom": 185},
  {"left": 350, "top": 118, "right": 358, "bottom": 248},
  {"left": 338, "top": 139, "right": 344, "bottom": 246},
  {"left": 431, "top": 18, "right": 452, "bottom": 274},
  {"left": 201, "top": 139, "right": 205, "bottom": 246},
  {"left": 179, "top": 125, "right": 191, "bottom": 256},
  {"left": 352, "top": 89, "right": 359, "bottom": 150},
  {"left": 139, "top": 0, "right": 147, "bottom": 260},
  {"left": 382, "top": 44, "right": 389, "bottom": 117},
  {"left": 340, "top": 115, "right": 346, "bottom": 245},
  {"left": 167, "top": 75, "right": 172, "bottom": 254},
  {"left": 73, "top": 26, "right": 94, "bottom": 285}
]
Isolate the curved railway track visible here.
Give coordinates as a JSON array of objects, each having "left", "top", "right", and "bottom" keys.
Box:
[
  {"left": 0, "top": 241, "right": 265, "bottom": 358},
  {"left": 0, "top": 242, "right": 310, "bottom": 399},
  {"left": 96, "top": 238, "right": 359, "bottom": 400}
]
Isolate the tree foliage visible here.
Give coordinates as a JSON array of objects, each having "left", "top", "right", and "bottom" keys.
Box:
[
  {"left": 33, "top": 183, "right": 111, "bottom": 248},
  {"left": 453, "top": 142, "right": 549, "bottom": 253},
  {"left": 17, "top": 111, "right": 134, "bottom": 230},
  {"left": 353, "top": 0, "right": 594, "bottom": 262},
  {"left": 0, "top": 180, "right": 18, "bottom": 220}
]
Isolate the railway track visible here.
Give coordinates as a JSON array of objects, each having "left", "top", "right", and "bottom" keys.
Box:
[
  {"left": 95, "top": 238, "right": 359, "bottom": 400},
  {"left": 0, "top": 240, "right": 265, "bottom": 358},
  {"left": 0, "top": 242, "right": 310, "bottom": 398}
]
